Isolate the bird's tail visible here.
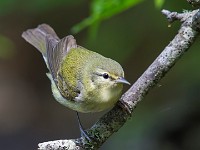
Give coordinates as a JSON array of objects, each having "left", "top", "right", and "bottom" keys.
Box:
[{"left": 22, "top": 24, "right": 60, "bottom": 57}]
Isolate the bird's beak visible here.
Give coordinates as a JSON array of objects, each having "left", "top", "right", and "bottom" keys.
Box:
[{"left": 115, "top": 77, "right": 131, "bottom": 85}]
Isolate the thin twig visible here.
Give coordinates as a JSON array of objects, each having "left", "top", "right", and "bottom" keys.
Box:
[{"left": 187, "top": 0, "right": 200, "bottom": 7}]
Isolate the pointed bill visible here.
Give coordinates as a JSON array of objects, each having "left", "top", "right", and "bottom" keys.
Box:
[{"left": 115, "top": 77, "right": 131, "bottom": 85}]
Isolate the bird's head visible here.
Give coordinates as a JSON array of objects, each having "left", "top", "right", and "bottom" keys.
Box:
[{"left": 87, "top": 57, "right": 130, "bottom": 91}]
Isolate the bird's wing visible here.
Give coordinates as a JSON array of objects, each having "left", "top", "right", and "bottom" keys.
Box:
[
  {"left": 22, "top": 24, "right": 59, "bottom": 57},
  {"left": 46, "top": 35, "right": 77, "bottom": 83}
]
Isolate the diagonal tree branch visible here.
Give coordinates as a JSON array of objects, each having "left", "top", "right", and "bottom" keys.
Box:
[{"left": 38, "top": 6, "right": 200, "bottom": 150}]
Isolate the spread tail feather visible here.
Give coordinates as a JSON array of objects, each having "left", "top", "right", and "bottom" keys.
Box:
[{"left": 22, "top": 24, "right": 60, "bottom": 57}]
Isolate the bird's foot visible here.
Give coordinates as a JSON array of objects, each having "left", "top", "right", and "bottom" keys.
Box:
[
  {"left": 117, "top": 100, "right": 132, "bottom": 116},
  {"left": 79, "top": 126, "right": 92, "bottom": 142}
]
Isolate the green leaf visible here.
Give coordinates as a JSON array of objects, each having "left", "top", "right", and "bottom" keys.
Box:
[
  {"left": 154, "top": 0, "right": 165, "bottom": 9},
  {"left": 71, "top": 0, "right": 144, "bottom": 34}
]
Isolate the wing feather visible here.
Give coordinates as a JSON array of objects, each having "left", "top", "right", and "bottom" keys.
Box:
[{"left": 46, "top": 35, "right": 77, "bottom": 83}]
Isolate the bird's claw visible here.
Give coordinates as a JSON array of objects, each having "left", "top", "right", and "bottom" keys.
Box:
[{"left": 117, "top": 100, "right": 132, "bottom": 116}]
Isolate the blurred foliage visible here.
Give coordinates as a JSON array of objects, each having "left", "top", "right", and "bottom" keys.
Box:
[
  {"left": 71, "top": 0, "right": 144, "bottom": 36},
  {"left": 0, "top": 0, "right": 15, "bottom": 14},
  {"left": 0, "top": 0, "right": 165, "bottom": 37},
  {"left": 0, "top": 0, "right": 153, "bottom": 59},
  {"left": 22, "top": 0, "right": 81, "bottom": 13},
  {"left": 154, "top": 0, "right": 165, "bottom": 9},
  {"left": 0, "top": 0, "right": 81, "bottom": 15},
  {"left": 0, "top": 35, "right": 15, "bottom": 59}
]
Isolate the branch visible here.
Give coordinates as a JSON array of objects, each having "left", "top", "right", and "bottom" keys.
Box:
[
  {"left": 38, "top": 140, "right": 79, "bottom": 150},
  {"left": 187, "top": 0, "right": 200, "bottom": 7},
  {"left": 38, "top": 8, "right": 200, "bottom": 150}
]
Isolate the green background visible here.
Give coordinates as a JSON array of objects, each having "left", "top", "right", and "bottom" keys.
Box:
[{"left": 0, "top": 0, "right": 200, "bottom": 149}]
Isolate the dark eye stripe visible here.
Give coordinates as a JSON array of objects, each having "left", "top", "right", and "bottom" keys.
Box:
[
  {"left": 93, "top": 72, "right": 102, "bottom": 76},
  {"left": 94, "top": 72, "right": 116, "bottom": 80},
  {"left": 94, "top": 72, "right": 109, "bottom": 78}
]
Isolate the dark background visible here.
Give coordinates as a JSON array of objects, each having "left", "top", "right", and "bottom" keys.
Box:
[{"left": 0, "top": 0, "right": 200, "bottom": 150}]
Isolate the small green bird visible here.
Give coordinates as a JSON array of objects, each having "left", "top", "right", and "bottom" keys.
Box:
[{"left": 22, "top": 24, "right": 130, "bottom": 139}]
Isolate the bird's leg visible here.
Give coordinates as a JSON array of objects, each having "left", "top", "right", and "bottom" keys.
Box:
[{"left": 76, "top": 111, "right": 91, "bottom": 141}]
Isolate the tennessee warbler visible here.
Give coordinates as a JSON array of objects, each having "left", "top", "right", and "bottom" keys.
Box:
[{"left": 22, "top": 24, "right": 130, "bottom": 139}]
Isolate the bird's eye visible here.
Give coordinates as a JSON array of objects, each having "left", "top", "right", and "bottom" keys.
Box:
[{"left": 102, "top": 73, "right": 109, "bottom": 79}]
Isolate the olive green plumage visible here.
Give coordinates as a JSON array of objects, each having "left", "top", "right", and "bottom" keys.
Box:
[{"left": 22, "top": 24, "right": 130, "bottom": 113}]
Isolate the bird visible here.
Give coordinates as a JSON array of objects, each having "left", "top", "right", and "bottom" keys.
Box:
[{"left": 22, "top": 24, "right": 130, "bottom": 140}]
